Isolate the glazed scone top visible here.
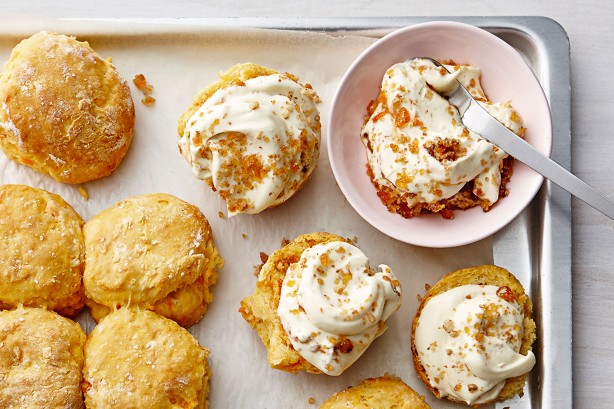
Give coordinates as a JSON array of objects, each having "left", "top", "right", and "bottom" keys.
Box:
[
  {"left": 0, "top": 31, "right": 134, "bottom": 184},
  {"left": 362, "top": 58, "right": 523, "bottom": 207},
  {"left": 179, "top": 67, "right": 321, "bottom": 216},
  {"left": 82, "top": 308, "right": 209, "bottom": 409},
  {"left": 83, "top": 193, "right": 223, "bottom": 317},
  {"left": 414, "top": 284, "right": 535, "bottom": 405},
  {"left": 320, "top": 375, "right": 430, "bottom": 409},
  {"left": 0, "top": 307, "right": 86, "bottom": 409},
  {"left": 0, "top": 184, "right": 85, "bottom": 317},
  {"left": 277, "top": 241, "right": 402, "bottom": 375}
]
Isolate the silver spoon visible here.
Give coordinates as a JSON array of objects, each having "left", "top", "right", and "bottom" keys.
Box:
[{"left": 412, "top": 57, "right": 614, "bottom": 220}]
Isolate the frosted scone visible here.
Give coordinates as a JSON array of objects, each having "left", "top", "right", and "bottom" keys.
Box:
[
  {"left": 320, "top": 374, "right": 430, "bottom": 409},
  {"left": 411, "top": 265, "right": 536, "bottom": 406},
  {"left": 0, "top": 307, "right": 86, "bottom": 409},
  {"left": 83, "top": 193, "right": 223, "bottom": 327},
  {"left": 178, "top": 63, "right": 321, "bottom": 216},
  {"left": 82, "top": 308, "right": 210, "bottom": 409},
  {"left": 239, "top": 232, "right": 402, "bottom": 375},
  {"left": 0, "top": 184, "right": 85, "bottom": 317},
  {"left": 362, "top": 58, "right": 525, "bottom": 219},
  {"left": 0, "top": 31, "right": 134, "bottom": 184}
]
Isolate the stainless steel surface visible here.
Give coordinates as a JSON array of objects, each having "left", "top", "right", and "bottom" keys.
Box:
[{"left": 444, "top": 71, "right": 613, "bottom": 220}]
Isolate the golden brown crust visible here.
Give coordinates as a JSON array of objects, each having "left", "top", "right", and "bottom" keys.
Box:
[
  {"left": 320, "top": 374, "right": 431, "bottom": 409},
  {"left": 0, "top": 307, "right": 86, "bottom": 409},
  {"left": 82, "top": 308, "right": 210, "bottom": 409},
  {"left": 83, "top": 193, "right": 223, "bottom": 327},
  {"left": 239, "top": 232, "right": 347, "bottom": 374},
  {"left": 411, "top": 265, "right": 536, "bottom": 405},
  {"left": 0, "top": 184, "right": 85, "bottom": 317},
  {"left": 0, "top": 31, "right": 134, "bottom": 184}
]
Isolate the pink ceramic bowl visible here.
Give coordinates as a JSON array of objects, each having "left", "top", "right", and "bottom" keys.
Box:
[{"left": 328, "top": 21, "right": 552, "bottom": 248}]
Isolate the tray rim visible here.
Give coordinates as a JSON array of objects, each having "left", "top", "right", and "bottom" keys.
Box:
[{"left": 5, "top": 16, "right": 573, "bottom": 409}]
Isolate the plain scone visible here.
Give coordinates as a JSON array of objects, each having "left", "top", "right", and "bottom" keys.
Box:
[
  {"left": 83, "top": 193, "right": 223, "bottom": 328},
  {"left": 82, "top": 308, "right": 210, "bottom": 409},
  {"left": 320, "top": 374, "right": 430, "bottom": 409},
  {"left": 0, "top": 184, "right": 85, "bottom": 317},
  {"left": 0, "top": 307, "right": 86, "bottom": 409},
  {"left": 411, "top": 265, "right": 536, "bottom": 405},
  {"left": 239, "top": 232, "right": 350, "bottom": 374},
  {"left": 0, "top": 31, "right": 134, "bottom": 184}
]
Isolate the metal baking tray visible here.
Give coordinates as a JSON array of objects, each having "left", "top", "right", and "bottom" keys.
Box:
[
  {"left": 3, "top": 16, "right": 572, "bottom": 409},
  {"left": 215, "top": 16, "right": 572, "bottom": 409}
]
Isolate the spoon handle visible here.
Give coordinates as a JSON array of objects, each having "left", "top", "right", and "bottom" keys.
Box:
[{"left": 462, "top": 101, "right": 614, "bottom": 219}]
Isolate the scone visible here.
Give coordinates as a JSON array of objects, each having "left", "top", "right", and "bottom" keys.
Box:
[
  {"left": 0, "top": 184, "right": 85, "bottom": 317},
  {"left": 320, "top": 374, "right": 430, "bottom": 409},
  {"left": 82, "top": 308, "right": 210, "bottom": 409},
  {"left": 0, "top": 31, "right": 134, "bottom": 184},
  {"left": 178, "top": 62, "right": 321, "bottom": 216},
  {"left": 239, "top": 232, "right": 402, "bottom": 375},
  {"left": 83, "top": 193, "right": 223, "bottom": 327},
  {"left": 0, "top": 307, "right": 86, "bottom": 409},
  {"left": 361, "top": 58, "right": 524, "bottom": 219},
  {"left": 411, "top": 265, "right": 536, "bottom": 406}
]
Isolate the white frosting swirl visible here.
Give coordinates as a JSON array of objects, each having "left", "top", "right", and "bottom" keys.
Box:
[
  {"left": 362, "top": 58, "right": 523, "bottom": 208},
  {"left": 277, "top": 241, "right": 402, "bottom": 376},
  {"left": 414, "top": 285, "right": 535, "bottom": 404},
  {"left": 179, "top": 73, "right": 320, "bottom": 216}
]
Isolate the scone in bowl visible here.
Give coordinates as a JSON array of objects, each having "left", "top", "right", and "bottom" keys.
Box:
[{"left": 328, "top": 21, "right": 552, "bottom": 248}]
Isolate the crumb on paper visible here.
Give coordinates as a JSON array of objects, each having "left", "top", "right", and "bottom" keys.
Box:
[
  {"left": 133, "top": 74, "right": 156, "bottom": 106},
  {"left": 242, "top": 233, "right": 248, "bottom": 239},
  {"left": 78, "top": 186, "right": 88, "bottom": 200},
  {"left": 141, "top": 95, "right": 155, "bottom": 106},
  {"left": 218, "top": 211, "right": 225, "bottom": 219},
  {"left": 252, "top": 264, "right": 262, "bottom": 277},
  {"left": 259, "top": 252, "right": 268, "bottom": 264},
  {"left": 424, "top": 283, "right": 431, "bottom": 291},
  {"left": 308, "top": 397, "right": 315, "bottom": 405},
  {"left": 416, "top": 293, "right": 423, "bottom": 302}
]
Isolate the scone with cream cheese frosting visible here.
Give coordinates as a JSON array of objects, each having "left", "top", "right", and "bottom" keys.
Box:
[
  {"left": 320, "top": 374, "right": 430, "bottom": 409},
  {"left": 362, "top": 58, "right": 524, "bottom": 219},
  {"left": 0, "top": 184, "right": 85, "bottom": 317},
  {"left": 411, "top": 265, "right": 536, "bottom": 405},
  {"left": 239, "top": 232, "right": 402, "bottom": 375},
  {"left": 0, "top": 307, "right": 86, "bottom": 409},
  {"left": 82, "top": 307, "right": 210, "bottom": 409},
  {"left": 83, "top": 193, "right": 223, "bottom": 328},
  {"left": 0, "top": 31, "right": 134, "bottom": 184},
  {"left": 178, "top": 63, "right": 321, "bottom": 216}
]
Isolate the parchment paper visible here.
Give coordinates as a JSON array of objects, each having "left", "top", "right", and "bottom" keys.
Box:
[{"left": 0, "top": 19, "right": 494, "bottom": 408}]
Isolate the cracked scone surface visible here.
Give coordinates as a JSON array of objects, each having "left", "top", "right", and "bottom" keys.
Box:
[
  {"left": 0, "top": 307, "right": 86, "bottom": 409},
  {"left": 320, "top": 374, "right": 430, "bottom": 409},
  {"left": 0, "top": 184, "right": 85, "bottom": 317},
  {"left": 0, "top": 31, "right": 134, "bottom": 184},
  {"left": 239, "top": 232, "right": 347, "bottom": 374},
  {"left": 411, "top": 265, "right": 536, "bottom": 405},
  {"left": 83, "top": 308, "right": 210, "bottom": 409},
  {"left": 83, "top": 193, "right": 223, "bottom": 327}
]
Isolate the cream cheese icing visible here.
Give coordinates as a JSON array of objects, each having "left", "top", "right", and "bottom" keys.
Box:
[
  {"left": 414, "top": 284, "right": 535, "bottom": 404},
  {"left": 179, "top": 73, "right": 320, "bottom": 216},
  {"left": 362, "top": 58, "right": 523, "bottom": 209},
  {"left": 277, "top": 241, "right": 402, "bottom": 376}
]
